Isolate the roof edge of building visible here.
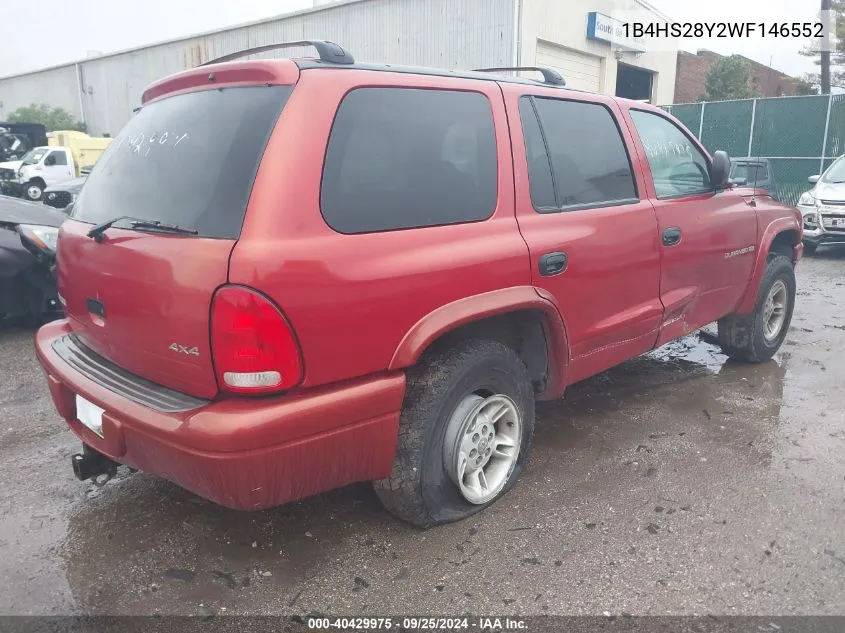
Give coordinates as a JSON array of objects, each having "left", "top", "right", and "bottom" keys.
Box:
[{"left": 0, "top": 0, "right": 371, "bottom": 81}]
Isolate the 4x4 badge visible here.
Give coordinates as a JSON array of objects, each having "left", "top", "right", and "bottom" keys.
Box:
[{"left": 169, "top": 343, "right": 200, "bottom": 356}]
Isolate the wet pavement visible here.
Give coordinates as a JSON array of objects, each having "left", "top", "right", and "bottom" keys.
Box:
[{"left": 1, "top": 248, "right": 844, "bottom": 617}]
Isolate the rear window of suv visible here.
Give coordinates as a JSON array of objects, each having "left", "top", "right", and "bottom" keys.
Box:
[
  {"left": 71, "top": 85, "right": 291, "bottom": 239},
  {"left": 321, "top": 88, "right": 498, "bottom": 234}
]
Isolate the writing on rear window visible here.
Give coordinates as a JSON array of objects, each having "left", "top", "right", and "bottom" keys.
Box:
[
  {"left": 118, "top": 131, "right": 191, "bottom": 157},
  {"left": 71, "top": 85, "right": 292, "bottom": 239}
]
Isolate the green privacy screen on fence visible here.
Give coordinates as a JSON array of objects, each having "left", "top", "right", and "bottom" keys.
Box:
[{"left": 664, "top": 94, "right": 845, "bottom": 206}]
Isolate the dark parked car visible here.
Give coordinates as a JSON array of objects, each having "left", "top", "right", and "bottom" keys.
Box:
[
  {"left": 43, "top": 176, "right": 87, "bottom": 210},
  {"left": 729, "top": 158, "right": 777, "bottom": 199},
  {"left": 0, "top": 195, "right": 62, "bottom": 323}
]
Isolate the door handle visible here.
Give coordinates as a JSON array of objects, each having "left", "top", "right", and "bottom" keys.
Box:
[
  {"left": 539, "top": 252, "right": 567, "bottom": 276},
  {"left": 662, "top": 227, "right": 682, "bottom": 246}
]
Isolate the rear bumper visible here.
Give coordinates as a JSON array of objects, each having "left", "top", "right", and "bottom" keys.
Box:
[{"left": 35, "top": 320, "right": 405, "bottom": 510}]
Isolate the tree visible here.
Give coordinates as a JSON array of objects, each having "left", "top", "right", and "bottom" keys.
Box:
[
  {"left": 6, "top": 103, "right": 86, "bottom": 132},
  {"left": 800, "top": 0, "right": 845, "bottom": 93},
  {"left": 700, "top": 55, "right": 760, "bottom": 101},
  {"left": 795, "top": 76, "right": 820, "bottom": 95}
]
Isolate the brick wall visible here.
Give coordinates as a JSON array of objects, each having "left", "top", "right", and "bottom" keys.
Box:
[{"left": 674, "top": 50, "right": 800, "bottom": 104}]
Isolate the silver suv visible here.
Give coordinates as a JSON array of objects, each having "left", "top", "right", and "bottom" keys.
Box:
[{"left": 799, "top": 154, "right": 845, "bottom": 254}]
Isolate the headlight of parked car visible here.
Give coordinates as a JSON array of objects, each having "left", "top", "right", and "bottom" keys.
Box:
[
  {"left": 17, "top": 224, "right": 59, "bottom": 253},
  {"left": 798, "top": 191, "right": 819, "bottom": 207}
]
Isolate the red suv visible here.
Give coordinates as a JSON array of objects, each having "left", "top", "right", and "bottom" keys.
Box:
[{"left": 35, "top": 41, "right": 802, "bottom": 527}]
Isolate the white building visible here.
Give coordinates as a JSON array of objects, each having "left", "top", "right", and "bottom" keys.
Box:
[{"left": 0, "top": 0, "right": 677, "bottom": 137}]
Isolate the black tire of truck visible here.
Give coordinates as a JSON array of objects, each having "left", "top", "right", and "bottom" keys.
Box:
[
  {"left": 374, "top": 338, "right": 535, "bottom": 528},
  {"left": 717, "top": 253, "right": 796, "bottom": 363}
]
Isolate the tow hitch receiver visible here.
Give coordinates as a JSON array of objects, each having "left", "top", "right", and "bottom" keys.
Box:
[{"left": 71, "top": 444, "right": 118, "bottom": 482}]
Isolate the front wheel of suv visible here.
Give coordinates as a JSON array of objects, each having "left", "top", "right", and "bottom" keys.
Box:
[
  {"left": 374, "top": 339, "right": 535, "bottom": 527},
  {"left": 717, "top": 253, "right": 796, "bottom": 363}
]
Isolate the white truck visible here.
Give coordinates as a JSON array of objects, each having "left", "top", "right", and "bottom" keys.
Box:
[
  {"left": 0, "top": 132, "right": 111, "bottom": 201},
  {"left": 0, "top": 146, "right": 77, "bottom": 201}
]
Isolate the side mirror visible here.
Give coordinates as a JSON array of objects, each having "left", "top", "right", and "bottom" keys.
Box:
[
  {"left": 808, "top": 174, "right": 820, "bottom": 184},
  {"left": 710, "top": 150, "right": 730, "bottom": 189}
]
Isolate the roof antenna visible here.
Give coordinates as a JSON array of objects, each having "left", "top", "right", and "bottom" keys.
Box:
[{"left": 749, "top": 55, "right": 775, "bottom": 208}]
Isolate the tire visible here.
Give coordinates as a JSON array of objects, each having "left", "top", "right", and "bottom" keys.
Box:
[
  {"left": 717, "top": 253, "right": 796, "bottom": 363},
  {"left": 24, "top": 181, "right": 44, "bottom": 202},
  {"left": 374, "top": 338, "right": 535, "bottom": 527},
  {"left": 802, "top": 241, "right": 818, "bottom": 255}
]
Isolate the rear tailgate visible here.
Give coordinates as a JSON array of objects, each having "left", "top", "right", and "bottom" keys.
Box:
[
  {"left": 58, "top": 83, "right": 293, "bottom": 399},
  {"left": 58, "top": 221, "right": 232, "bottom": 398}
]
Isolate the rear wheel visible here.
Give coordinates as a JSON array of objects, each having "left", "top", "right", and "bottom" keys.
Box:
[
  {"left": 374, "top": 339, "right": 535, "bottom": 527},
  {"left": 717, "top": 253, "right": 796, "bottom": 362}
]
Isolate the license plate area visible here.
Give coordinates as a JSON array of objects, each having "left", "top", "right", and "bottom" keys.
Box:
[{"left": 75, "top": 394, "right": 105, "bottom": 438}]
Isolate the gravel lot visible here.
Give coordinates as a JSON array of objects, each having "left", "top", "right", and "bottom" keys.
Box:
[{"left": 1, "top": 248, "right": 844, "bottom": 617}]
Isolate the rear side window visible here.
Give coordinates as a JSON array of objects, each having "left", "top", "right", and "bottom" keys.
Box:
[
  {"left": 520, "top": 96, "right": 638, "bottom": 212},
  {"left": 72, "top": 86, "right": 291, "bottom": 239},
  {"left": 321, "top": 88, "right": 497, "bottom": 234},
  {"left": 518, "top": 99, "right": 556, "bottom": 210}
]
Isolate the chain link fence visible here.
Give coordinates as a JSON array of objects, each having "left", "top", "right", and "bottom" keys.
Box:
[{"left": 664, "top": 94, "right": 845, "bottom": 206}]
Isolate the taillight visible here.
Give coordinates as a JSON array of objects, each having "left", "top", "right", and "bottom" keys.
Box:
[{"left": 210, "top": 285, "right": 303, "bottom": 394}]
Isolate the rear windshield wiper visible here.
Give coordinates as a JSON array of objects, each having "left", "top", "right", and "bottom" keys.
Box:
[
  {"left": 129, "top": 220, "right": 199, "bottom": 235},
  {"left": 87, "top": 216, "right": 198, "bottom": 242}
]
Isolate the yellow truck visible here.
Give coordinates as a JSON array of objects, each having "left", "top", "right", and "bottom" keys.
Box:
[{"left": 47, "top": 130, "right": 111, "bottom": 177}]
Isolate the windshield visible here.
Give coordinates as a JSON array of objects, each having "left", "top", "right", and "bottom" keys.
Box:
[
  {"left": 71, "top": 85, "right": 292, "bottom": 239},
  {"left": 21, "top": 148, "right": 48, "bottom": 165},
  {"left": 730, "top": 162, "right": 768, "bottom": 183},
  {"left": 821, "top": 155, "right": 845, "bottom": 183}
]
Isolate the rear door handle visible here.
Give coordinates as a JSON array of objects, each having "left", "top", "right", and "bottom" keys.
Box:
[
  {"left": 539, "top": 252, "right": 567, "bottom": 276},
  {"left": 662, "top": 227, "right": 682, "bottom": 246}
]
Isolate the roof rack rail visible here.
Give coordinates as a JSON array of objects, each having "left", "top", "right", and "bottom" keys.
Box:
[
  {"left": 200, "top": 40, "right": 354, "bottom": 66},
  {"left": 473, "top": 66, "right": 566, "bottom": 86}
]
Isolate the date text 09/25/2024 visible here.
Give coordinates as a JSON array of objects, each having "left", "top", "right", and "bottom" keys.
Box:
[
  {"left": 307, "top": 617, "right": 528, "bottom": 631},
  {"left": 623, "top": 22, "right": 825, "bottom": 39}
]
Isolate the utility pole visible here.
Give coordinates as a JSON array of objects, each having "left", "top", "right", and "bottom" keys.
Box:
[{"left": 821, "top": 0, "right": 831, "bottom": 94}]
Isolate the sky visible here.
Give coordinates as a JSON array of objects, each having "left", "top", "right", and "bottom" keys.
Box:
[{"left": 0, "top": 0, "right": 826, "bottom": 78}]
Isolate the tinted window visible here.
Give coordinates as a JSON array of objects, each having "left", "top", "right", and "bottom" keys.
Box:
[
  {"left": 72, "top": 86, "right": 291, "bottom": 239},
  {"left": 522, "top": 97, "right": 637, "bottom": 212},
  {"left": 630, "top": 110, "right": 712, "bottom": 198},
  {"left": 518, "top": 98, "right": 556, "bottom": 210},
  {"left": 321, "top": 88, "right": 497, "bottom": 234},
  {"left": 50, "top": 151, "right": 68, "bottom": 166}
]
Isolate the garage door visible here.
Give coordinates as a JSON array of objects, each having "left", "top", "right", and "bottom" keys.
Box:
[{"left": 536, "top": 42, "right": 602, "bottom": 92}]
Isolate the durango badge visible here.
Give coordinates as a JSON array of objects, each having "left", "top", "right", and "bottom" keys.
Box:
[{"left": 725, "top": 245, "right": 755, "bottom": 259}]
